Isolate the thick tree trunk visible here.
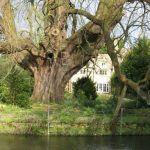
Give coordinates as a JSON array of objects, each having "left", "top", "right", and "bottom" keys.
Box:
[
  {"left": 31, "top": 68, "right": 51, "bottom": 102},
  {"left": 30, "top": 50, "right": 90, "bottom": 103},
  {"left": 31, "top": 64, "right": 67, "bottom": 103}
]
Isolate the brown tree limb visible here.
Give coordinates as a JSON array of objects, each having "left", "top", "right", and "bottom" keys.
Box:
[
  {"left": 113, "top": 85, "right": 127, "bottom": 119},
  {"left": 110, "top": 85, "right": 127, "bottom": 132},
  {"left": 138, "top": 65, "right": 150, "bottom": 87},
  {"left": 103, "top": 26, "right": 150, "bottom": 104},
  {"left": 12, "top": 51, "right": 38, "bottom": 73},
  {"left": 0, "top": 0, "right": 18, "bottom": 44},
  {"left": 67, "top": 9, "right": 102, "bottom": 26},
  {"left": 0, "top": 42, "right": 12, "bottom": 54}
]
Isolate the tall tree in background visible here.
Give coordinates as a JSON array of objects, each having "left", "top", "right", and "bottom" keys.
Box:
[{"left": 0, "top": 0, "right": 149, "bottom": 103}]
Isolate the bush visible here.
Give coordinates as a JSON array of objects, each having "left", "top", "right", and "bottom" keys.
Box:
[
  {"left": 8, "top": 67, "right": 32, "bottom": 108},
  {"left": 95, "top": 95, "right": 117, "bottom": 114},
  {"left": 123, "top": 100, "right": 137, "bottom": 109},
  {"left": 0, "top": 83, "right": 9, "bottom": 103},
  {"left": 14, "top": 92, "right": 31, "bottom": 108},
  {"left": 73, "top": 77, "right": 97, "bottom": 107},
  {"left": 0, "top": 61, "right": 33, "bottom": 108}
]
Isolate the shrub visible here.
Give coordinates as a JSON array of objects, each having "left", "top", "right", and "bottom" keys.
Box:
[
  {"left": 0, "top": 61, "right": 33, "bottom": 108},
  {"left": 14, "top": 92, "right": 31, "bottom": 108},
  {"left": 7, "top": 67, "right": 32, "bottom": 108},
  {"left": 73, "top": 77, "right": 97, "bottom": 107},
  {"left": 95, "top": 95, "right": 117, "bottom": 114},
  {"left": 0, "top": 83, "right": 9, "bottom": 103}
]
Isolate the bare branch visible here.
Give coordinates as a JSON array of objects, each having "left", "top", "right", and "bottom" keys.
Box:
[
  {"left": 67, "top": 9, "right": 102, "bottom": 26},
  {"left": 103, "top": 25, "right": 150, "bottom": 104}
]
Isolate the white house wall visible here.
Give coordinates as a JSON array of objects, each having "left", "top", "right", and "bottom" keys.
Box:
[{"left": 66, "top": 54, "right": 114, "bottom": 94}]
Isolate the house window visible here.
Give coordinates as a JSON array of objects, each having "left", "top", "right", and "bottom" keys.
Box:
[
  {"left": 96, "top": 83, "right": 110, "bottom": 93},
  {"left": 99, "top": 70, "right": 107, "bottom": 75},
  {"left": 102, "top": 62, "right": 105, "bottom": 66},
  {"left": 103, "top": 84, "right": 107, "bottom": 92}
]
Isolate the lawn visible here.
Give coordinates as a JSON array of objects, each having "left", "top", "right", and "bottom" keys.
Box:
[{"left": 0, "top": 94, "right": 150, "bottom": 136}]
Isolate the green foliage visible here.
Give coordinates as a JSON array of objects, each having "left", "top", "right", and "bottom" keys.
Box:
[
  {"left": 95, "top": 95, "right": 117, "bottom": 114},
  {"left": 0, "top": 83, "right": 9, "bottom": 102},
  {"left": 121, "top": 37, "right": 150, "bottom": 82},
  {"left": 1, "top": 102, "right": 150, "bottom": 136},
  {"left": 123, "top": 99, "right": 137, "bottom": 109},
  {"left": 73, "top": 77, "right": 97, "bottom": 107},
  {"left": 111, "top": 73, "right": 123, "bottom": 95},
  {"left": 117, "top": 97, "right": 150, "bottom": 109},
  {"left": 111, "top": 37, "right": 150, "bottom": 108},
  {"left": 118, "top": 39, "right": 125, "bottom": 50},
  {"left": 64, "top": 92, "right": 74, "bottom": 102},
  {"left": 0, "top": 57, "right": 33, "bottom": 108},
  {"left": 6, "top": 67, "right": 32, "bottom": 108},
  {"left": 121, "top": 37, "right": 150, "bottom": 106},
  {"left": 100, "top": 45, "right": 107, "bottom": 54}
]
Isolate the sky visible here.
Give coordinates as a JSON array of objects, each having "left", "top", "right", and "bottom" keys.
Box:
[{"left": 11, "top": 0, "right": 150, "bottom": 47}]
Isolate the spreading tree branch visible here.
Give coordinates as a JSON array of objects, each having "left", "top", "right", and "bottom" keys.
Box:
[{"left": 0, "top": 0, "right": 18, "bottom": 44}]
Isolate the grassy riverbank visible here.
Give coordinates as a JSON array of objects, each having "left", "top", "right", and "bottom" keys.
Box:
[{"left": 0, "top": 99, "right": 150, "bottom": 136}]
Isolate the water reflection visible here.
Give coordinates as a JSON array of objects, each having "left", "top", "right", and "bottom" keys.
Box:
[{"left": 0, "top": 135, "right": 150, "bottom": 150}]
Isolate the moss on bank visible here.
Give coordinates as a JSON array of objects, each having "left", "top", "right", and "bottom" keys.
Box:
[{"left": 0, "top": 103, "right": 150, "bottom": 136}]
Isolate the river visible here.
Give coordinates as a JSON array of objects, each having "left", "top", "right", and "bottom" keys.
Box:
[{"left": 0, "top": 135, "right": 150, "bottom": 150}]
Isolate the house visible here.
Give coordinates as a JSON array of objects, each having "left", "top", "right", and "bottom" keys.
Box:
[
  {"left": 66, "top": 54, "right": 114, "bottom": 94},
  {"left": 65, "top": 38, "right": 130, "bottom": 94}
]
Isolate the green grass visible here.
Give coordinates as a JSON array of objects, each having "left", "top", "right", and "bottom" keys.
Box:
[{"left": 0, "top": 99, "right": 150, "bottom": 136}]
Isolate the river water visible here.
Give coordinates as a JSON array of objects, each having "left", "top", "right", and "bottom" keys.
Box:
[{"left": 0, "top": 135, "right": 150, "bottom": 150}]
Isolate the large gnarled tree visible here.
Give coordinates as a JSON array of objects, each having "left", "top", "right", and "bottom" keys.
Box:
[{"left": 0, "top": 0, "right": 149, "bottom": 103}]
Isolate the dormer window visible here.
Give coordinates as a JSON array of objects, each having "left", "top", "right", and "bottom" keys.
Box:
[{"left": 102, "top": 62, "right": 105, "bottom": 66}]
